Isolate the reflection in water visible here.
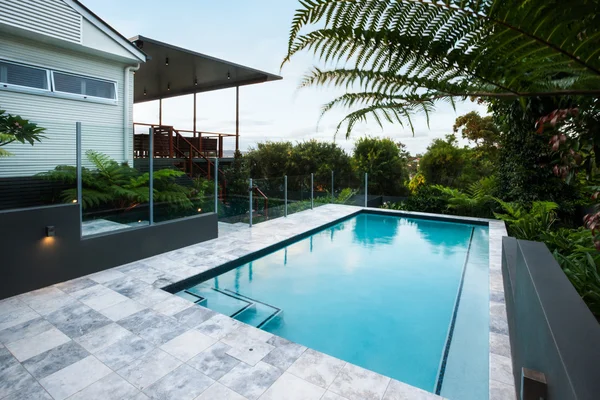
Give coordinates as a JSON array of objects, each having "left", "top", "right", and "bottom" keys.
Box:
[
  {"left": 249, "top": 262, "right": 253, "bottom": 282},
  {"left": 235, "top": 268, "right": 241, "bottom": 293},
  {"left": 213, "top": 276, "right": 219, "bottom": 289},
  {"left": 413, "top": 219, "right": 470, "bottom": 256},
  {"left": 284, "top": 248, "right": 288, "bottom": 266},
  {"left": 310, "top": 236, "right": 313, "bottom": 253},
  {"left": 352, "top": 214, "right": 399, "bottom": 246}
]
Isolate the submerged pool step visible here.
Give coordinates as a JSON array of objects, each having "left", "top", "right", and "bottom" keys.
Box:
[{"left": 223, "top": 289, "right": 282, "bottom": 329}]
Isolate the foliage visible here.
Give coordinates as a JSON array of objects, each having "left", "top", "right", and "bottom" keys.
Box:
[
  {"left": 454, "top": 112, "right": 500, "bottom": 149},
  {"left": 433, "top": 176, "right": 497, "bottom": 218},
  {"left": 408, "top": 173, "right": 425, "bottom": 194},
  {"left": 283, "top": 0, "right": 600, "bottom": 137},
  {"left": 389, "top": 185, "right": 450, "bottom": 214},
  {"left": 0, "top": 109, "right": 46, "bottom": 157},
  {"left": 38, "top": 150, "right": 192, "bottom": 211},
  {"left": 494, "top": 200, "right": 559, "bottom": 241},
  {"left": 245, "top": 142, "right": 293, "bottom": 179},
  {"left": 555, "top": 251, "right": 600, "bottom": 317},
  {"left": 352, "top": 137, "right": 409, "bottom": 196},
  {"left": 287, "top": 140, "right": 355, "bottom": 187},
  {"left": 418, "top": 134, "right": 466, "bottom": 188}
]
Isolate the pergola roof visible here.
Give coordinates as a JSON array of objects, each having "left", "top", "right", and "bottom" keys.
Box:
[{"left": 130, "top": 35, "right": 282, "bottom": 103}]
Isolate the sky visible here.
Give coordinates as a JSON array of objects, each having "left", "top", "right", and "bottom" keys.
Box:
[{"left": 84, "top": 0, "right": 488, "bottom": 155}]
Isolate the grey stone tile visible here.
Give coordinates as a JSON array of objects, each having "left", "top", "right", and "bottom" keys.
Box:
[
  {"left": 187, "top": 342, "right": 240, "bottom": 380},
  {"left": 19, "top": 287, "right": 77, "bottom": 316},
  {"left": 152, "top": 296, "right": 194, "bottom": 316},
  {"left": 39, "top": 355, "right": 112, "bottom": 400},
  {"left": 67, "top": 372, "right": 139, "bottom": 400},
  {"left": 287, "top": 349, "right": 346, "bottom": 389},
  {"left": 260, "top": 372, "right": 325, "bottom": 400},
  {"left": 130, "top": 393, "right": 151, "bottom": 400},
  {"left": 490, "top": 380, "right": 516, "bottom": 400},
  {"left": 22, "top": 341, "right": 89, "bottom": 380},
  {"left": 172, "top": 305, "right": 216, "bottom": 328},
  {"left": 54, "top": 277, "right": 98, "bottom": 294},
  {"left": 118, "top": 309, "right": 188, "bottom": 345},
  {"left": 321, "top": 392, "right": 350, "bottom": 400},
  {"left": 88, "top": 269, "right": 126, "bottom": 284},
  {"left": 225, "top": 339, "right": 274, "bottom": 366},
  {"left": 71, "top": 285, "right": 130, "bottom": 311},
  {"left": 5, "top": 381, "right": 53, "bottom": 400},
  {"left": 194, "top": 382, "right": 246, "bottom": 400},
  {"left": 490, "top": 354, "right": 514, "bottom": 386},
  {"left": 5, "top": 327, "right": 70, "bottom": 362},
  {"left": 219, "top": 361, "right": 282, "bottom": 400},
  {"left": 75, "top": 322, "right": 135, "bottom": 353},
  {"left": 0, "top": 316, "right": 53, "bottom": 345},
  {"left": 263, "top": 336, "right": 307, "bottom": 370},
  {"left": 95, "top": 334, "right": 155, "bottom": 371},
  {"left": 46, "top": 302, "right": 112, "bottom": 338},
  {"left": 120, "top": 264, "right": 180, "bottom": 287},
  {"left": 0, "top": 300, "right": 39, "bottom": 331},
  {"left": 329, "top": 363, "right": 390, "bottom": 400},
  {"left": 490, "top": 290, "right": 505, "bottom": 304},
  {"left": 116, "top": 349, "right": 182, "bottom": 390},
  {"left": 143, "top": 364, "right": 214, "bottom": 400},
  {"left": 160, "top": 329, "right": 216, "bottom": 362},
  {"left": 0, "top": 363, "right": 37, "bottom": 399},
  {"left": 99, "top": 299, "right": 147, "bottom": 321},
  {"left": 0, "top": 347, "right": 19, "bottom": 373},
  {"left": 383, "top": 378, "right": 440, "bottom": 399},
  {"left": 490, "top": 302, "right": 509, "bottom": 335},
  {"left": 196, "top": 314, "right": 241, "bottom": 340},
  {"left": 490, "top": 332, "right": 511, "bottom": 358}
]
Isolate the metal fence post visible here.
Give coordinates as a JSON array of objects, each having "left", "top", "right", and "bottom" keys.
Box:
[
  {"left": 214, "top": 158, "right": 219, "bottom": 215},
  {"left": 76, "top": 122, "right": 82, "bottom": 236},
  {"left": 311, "top": 173, "right": 314, "bottom": 210},
  {"left": 149, "top": 127, "right": 154, "bottom": 225},
  {"left": 331, "top": 170, "right": 334, "bottom": 203},
  {"left": 284, "top": 175, "right": 288, "bottom": 217},
  {"left": 249, "top": 178, "right": 253, "bottom": 228},
  {"left": 365, "top": 172, "right": 368, "bottom": 208}
]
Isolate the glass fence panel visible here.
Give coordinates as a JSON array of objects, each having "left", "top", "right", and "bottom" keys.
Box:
[
  {"left": 287, "top": 175, "right": 312, "bottom": 216},
  {"left": 80, "top": 125, "right": 149, "bottom": 236},
  {"left": 252, "top": 176, "right": 285, "bottom": 224},
  {"left": 0, "top": 120, "right": 77, "bottom": 212},
  {"left": 344, "top": 171, "right": 365, "bottom": 207},
  {"left": 313, "top": 172, "right": 334, "bottom": 207},
  {"left": 218, "top": 158, "right": 250, "bottom": 226}
]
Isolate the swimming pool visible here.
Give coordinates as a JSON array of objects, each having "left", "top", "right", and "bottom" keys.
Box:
[{"left": 175, "top": 212, "right": 489, "bottom": 396}]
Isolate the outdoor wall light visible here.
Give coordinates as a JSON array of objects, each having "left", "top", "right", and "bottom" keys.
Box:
[
  {"left": 165, "top": 57, "right": 169, "bottom": 66},
  {"left": 197, "top": 208, "right": 202, "bottom": 213},
  {"left": 72, "top": 199, "right": 77, "bottom": 203},
  {"left": 194, "top": 78, "right": 198, "bottom": 86},
  {"left": 227, "top": 71, "right": 231, "bottom": 80},
  {"left": 46, "top": 226, "right": 56, "bottom": 237},
  {"left": 143, "top": 88, "right": 147, "bottom": 96},
  {"left": 167, "top": 83, "right": 171, "bottom": 91}
]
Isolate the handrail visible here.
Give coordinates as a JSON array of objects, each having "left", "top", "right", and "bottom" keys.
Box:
[
  {"left": 253, "top": 186, "right": 269, "bottom": 220},
  {"left": 173, "top": 129, "right": 227, "bottom": 178}
]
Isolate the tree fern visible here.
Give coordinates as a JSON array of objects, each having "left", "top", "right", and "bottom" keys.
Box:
[{"left": 283, "top": 0, "right": 600, "bottom": 137}]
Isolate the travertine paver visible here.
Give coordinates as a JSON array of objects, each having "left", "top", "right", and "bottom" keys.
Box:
[{"left": 0, "top": 205, "right": 510, "bottom": 399}]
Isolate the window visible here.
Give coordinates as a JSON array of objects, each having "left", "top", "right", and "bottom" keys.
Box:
[
  {"left": 52, "top": 72, "right": 116, "bottom": 101},
  {"left": 0, "top": 60, "right": 49, "bottom": 91}
]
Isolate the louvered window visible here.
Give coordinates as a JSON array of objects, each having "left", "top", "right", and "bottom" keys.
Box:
[
  {"left": 0, "top": 60, "right": 50, "bottom": 91},
  {"left": 52, "top": 72, "right": 116, "bottom": 101}
]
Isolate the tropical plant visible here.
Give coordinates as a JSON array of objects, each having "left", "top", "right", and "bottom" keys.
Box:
[
  {"left": 38, "top": 150, "right": 192, "bottom": 211},
  {"left": 282, "top": 0, "right": 600, "bottom": 137},
  {"left": 0, "top": 109, "right": 46, "bottom": 157},
  {"left": 433, "top": 176, "right": 497, "bottom": 218},
  {"left": 408, "top": 172, "right": 425, "bottom": 194},
  {"left": 494, "top": 200, "right": 559, "bottom": 241},
  {"left": 554, "top": 250, "right": 600, "bottom": 317},
  {"left": 418, "top": 134, "right": 466, "bottom": 187}
]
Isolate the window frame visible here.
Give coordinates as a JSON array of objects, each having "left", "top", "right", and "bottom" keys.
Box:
[
  {"left": 0, "top": 59, "right": 52, "bottom": 94},
  {"left": 51, "top": 70, "right": 118, "bottom": 104}
]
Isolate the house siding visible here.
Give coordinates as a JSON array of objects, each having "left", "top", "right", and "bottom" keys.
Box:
[{"left": 0, "top": 33, "right": 133, "bottom": 177}]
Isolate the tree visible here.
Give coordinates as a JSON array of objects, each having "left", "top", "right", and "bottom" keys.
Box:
[
  {"left": 418, "top": 135, "right": 466, "bottom": 188},
  {"left": 352, "top": 137, "right": 409, "bottom": 195},
  {"left": 453, "top": 112, "right": 500, "bottom": 148},
  {"left": 0, "top": 109, "right": 45, "bottom": 157},
  {"left": 282, "top": 1, "right": 600, "bottom": 137},
  {"left": 244, "top": 141, "right": 293, "bottom": 179}
]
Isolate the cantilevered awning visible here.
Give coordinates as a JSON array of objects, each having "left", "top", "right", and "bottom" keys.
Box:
[{"left": 130, "top": 35, "right": 282, "bottom": 103}]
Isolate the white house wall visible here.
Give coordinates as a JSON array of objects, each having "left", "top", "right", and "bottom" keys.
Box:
[
  {"left": 81, "top": 19, "right": 137, "bottom": 61},
  {"left": 0, "top": 33, "right": 133, "bottom": 177}
]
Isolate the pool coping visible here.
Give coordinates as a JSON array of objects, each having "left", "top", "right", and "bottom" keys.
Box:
[{"left": 0, "top": 205, "right": 515, "bottom": 400}]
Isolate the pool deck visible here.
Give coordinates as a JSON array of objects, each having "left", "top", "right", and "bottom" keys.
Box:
[{"left": 0, "top": 205, "right": 513, "bottom": 400}]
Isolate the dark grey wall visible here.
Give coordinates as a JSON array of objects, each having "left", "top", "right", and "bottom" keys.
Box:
[
  {"left": 503, "top": 238, "right": 600, "bottom": 399},
  {"left": 0, "top": 204, "right": 217, "bottom": 299}
]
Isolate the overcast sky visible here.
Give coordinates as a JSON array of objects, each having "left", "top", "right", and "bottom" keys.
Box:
[{"left": 84, "top": 0, "right": 488, "bottom": 155}]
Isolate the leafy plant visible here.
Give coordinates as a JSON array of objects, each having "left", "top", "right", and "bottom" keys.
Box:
[
  {"left": 0, "top": 109, "right": 46, "bottom": 157},
  {"left": 433, "top": 177, "right": 497, "bottom": 218},
  {"left": 38, "top": 150, "right": 192, "bottom": 211},
  {"left": 353, "top": 137, "right": 409, "bottom": 196},
  {"left": 494, "top": 200, "right": 559, "bottom": 241},
  {"left": 554, "top": 250, "right": 600, "bottom": 317}
]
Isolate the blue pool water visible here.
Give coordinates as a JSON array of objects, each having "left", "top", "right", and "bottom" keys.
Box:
[{"left": 177, "top": 213, "right": 489, "bottom": 395}]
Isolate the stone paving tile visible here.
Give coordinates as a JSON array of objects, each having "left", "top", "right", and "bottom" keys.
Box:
[
  {"left": 195, "top": 382, "right": 247, "bottom": 400},
  {"left": 95, "top": 334, "right": 154, "bottom": 371},
  {"left": 22, "top": 341, "right": 89, "bottom": 380},
  {"left": 490, "top": 353, "right": 514, "bottom": 386},
  {"left": 118, "top": 309, "right": 188, "bottom": 346},
  {"left": 187, "top": 342, "right": 240, "bottom": 380},
  {"left": 219, "top": 361, "right": 283, "bottom": 400},
  {"left": 0, "top": 299, "right": 39, "bottom": 331},
  {"left": 329, "top": 363, "right": 390, "bottom": 400},
  {"left": 172, "top": 305, "right": 216, "bottom": 328},
  {"left": 490, "top": 302, "right": 509, "bottom": 335},
  {"left": 0, "top": 316, "right": 53, "bottom": 345},
  {"left": 88, "top": 269, "right": 126, "bottom": 284},
  {"left": 287, "top": 349, "right": 346, "bottom": 389},
  {"left": 490, "top": 332, "right": 511, "bottom": 358},
  {"left": 383, "top": 379, "right": 442, "bottom": 400},
  {"left": 18, "top": 287, "right": 77, "bottom": 316},
  {"left": 143, "top": 364, "right": 214, "bottom": 400},
  {"left": 66, "top": 372, "right": 139, "bottom": 400},
  {"left": 160, "top": 329, "right": 217, "bottom": 362},
  {"left": 39, "top": 355, "right": 112, "bottom": 400},
  {"left": 196, "top": 314, "right": 241, "bottom": 340},
  {"left": 0, "top": 363, "right": 37, "bottom": 399},
  {"left": 54, "top": 277, "right": 98, "bottom": 295},
  {"left": 5, "top": 327, "right": 70, "bottom": 362},
  {"left": 99, "top": 298, "right": 147, "bottom": 322},
  {"left": 116, "top": 349, "right": 182, "bottom": 390},
  {"left": 225, "top": 339, "right": 275, "bottom": 366},
  {"left": 46, "top": 302, "right": 113, "bottom": 339},
  {"left": 0, "top": 347, "right": 19, "bottom": 373},
  {"left": 259, "top": 371, "right": 325, "bottom": 400},
  {"left": 490, "top": 380, "right": 517, "bottom": 400},
  {"left": 71, "top": 284, "right": 130, "bottom": 312},
  {"left": 321, "top": 391, "right": 350, "bottom": 400},
  {"left": 152, "top": 296, "right": 194, "bottom": 316},
  {"left": 262, "top": 336, "right": 307, "bottom": 370},
  {"left": 75, "top": 322, "right": 134, "bottom": 353},
  {"left": 6, "top": 381, "right": 53, "bottom": 400}
]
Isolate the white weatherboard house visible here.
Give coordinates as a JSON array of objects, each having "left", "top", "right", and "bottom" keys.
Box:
[{"left": 0, "top": 0, "right": 146, "bottom": 177}]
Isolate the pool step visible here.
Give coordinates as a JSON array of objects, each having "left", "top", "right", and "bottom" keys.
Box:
[{"left": 176, "top": 285, "right": 281, "bottom": 328}]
